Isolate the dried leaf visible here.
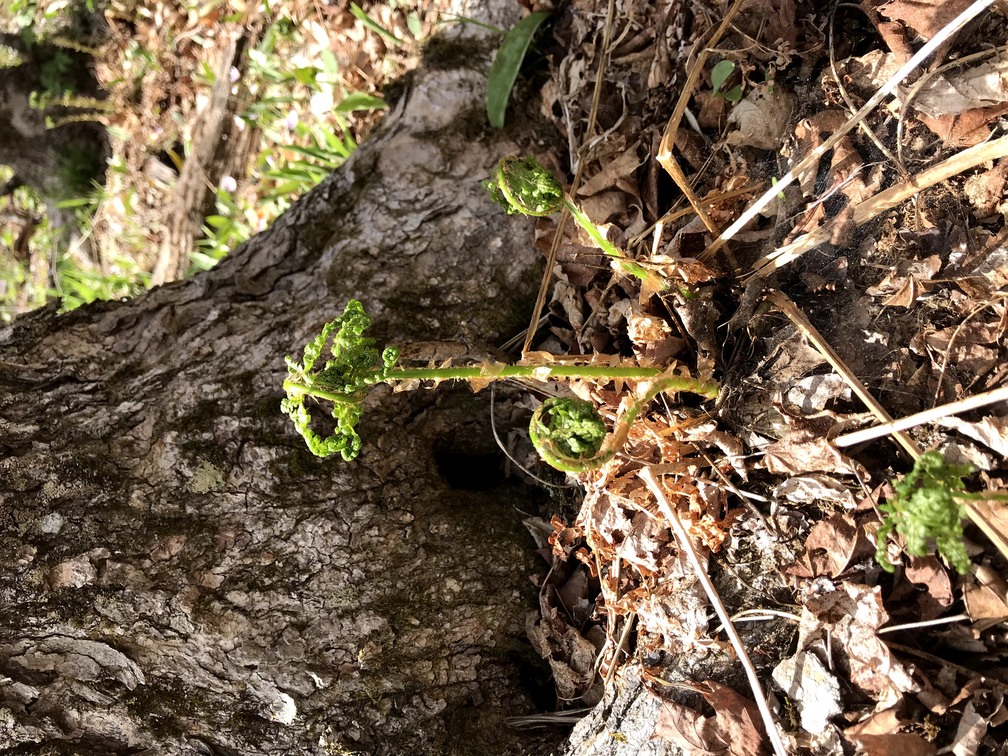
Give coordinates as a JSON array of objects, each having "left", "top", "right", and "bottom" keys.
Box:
[
  {"left": 772, "top": 649, "right": 842, "bottom": 734},
  {"left": 763, "top": 433, "right": 868, "bottom": 478},
  {"left": 878, "top": 0, "right": 975, "bottom": 40},
  {"left": 938, "top": 414, "right": 1008, "bottom": 457},
  {"left": 724, "top": 86, "right": 796, "bottom": 151}
]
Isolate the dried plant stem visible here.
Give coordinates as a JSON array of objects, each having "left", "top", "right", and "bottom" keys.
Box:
[
  {"left": 765, "top": 290, "right": 923, "bottom": 458},
  {"left": 702, "top": 0, "right": 996, "bottom": 261},
  {"left": 747, "top": 133, "right": 1008, "bottom": 278},
  {"left": 639, "top": 467, "right": 789, "bottom": 756},
  {"left": 835, "top": 384, "right": 1008, "bottom": 448},
  {"left": 656, "top": 0, "right": 747, "bottom": 241}
]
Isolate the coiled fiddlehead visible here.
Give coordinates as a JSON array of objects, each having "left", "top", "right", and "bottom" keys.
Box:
[
  {"left": 484, "top": 156, "right": 664, "bottom": 290},
  {"left": 530, "top": 376, "right": 719, "bottom": 473}
]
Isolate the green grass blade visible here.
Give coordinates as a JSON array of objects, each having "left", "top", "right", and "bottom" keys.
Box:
[
  {"left": 334, "top": 91, "right": 388, "bottom": 113},
  {"left": 350, "top": 3, "right": 405, "bottom": 47},
  {"left": 486, "top": 11, "right": 550, "bottom": 129}
]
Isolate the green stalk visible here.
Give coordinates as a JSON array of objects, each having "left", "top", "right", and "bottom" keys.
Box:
[{"left": 281, "top": 299, "right": 718, "bottom": 466}]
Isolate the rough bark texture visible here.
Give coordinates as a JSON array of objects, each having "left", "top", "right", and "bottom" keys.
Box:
[{"left": 0, "top": 6, "right": 563, "bottom": 754}]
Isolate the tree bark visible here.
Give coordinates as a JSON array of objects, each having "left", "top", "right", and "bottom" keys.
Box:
[{"left": 0, "top": 6, "right": 562, "bottom": 754}]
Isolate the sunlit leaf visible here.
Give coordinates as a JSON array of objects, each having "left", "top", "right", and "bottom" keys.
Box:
[{"left": 486, "top": 11, "right": 550, "bottom": 129}]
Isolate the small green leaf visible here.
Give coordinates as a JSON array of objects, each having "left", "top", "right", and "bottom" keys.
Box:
[
  {"left": 350, "top": 2, "right": 406, "bottom": 47},
  {"left": 486, "top": 11, "right": 550, "bottom": 129},
  {"left": 711, "top": 60, "right": 736, "bottom": 94},
  {"left": 334, "top": 92, "right": 388, "bottom": 113},
  {"left": 722, "top": 84, "right": 744, "bottom": 103}
]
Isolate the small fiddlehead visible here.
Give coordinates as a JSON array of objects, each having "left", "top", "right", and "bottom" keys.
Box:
[
  {"left": 281, "top": 300, "right": 399, "bottom": 460},
  {"left": 484, "top": 155, "right": 664, "bottom": 290},
  {"left": 529, "top": 376, "right": 719, "bottom": 473}
]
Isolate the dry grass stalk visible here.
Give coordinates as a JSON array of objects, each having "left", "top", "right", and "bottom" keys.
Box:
[
  {"left": 654, "top": 0, "right": 747, "bottom": 242},
  {"left": 835, "top": 385, "right": 1008, "bottom": 447},
  {"left": 764, "top": 290, "right": 923, "bottom": 458},
  {"left": 639, "top": 467, "right": 789, "bottom": 756},
  {"left": 746, "top": 134, "right": 1008, "bottom": 279},
  {"left": 702, "top": 0, "right": 997, "bottom": 261}
]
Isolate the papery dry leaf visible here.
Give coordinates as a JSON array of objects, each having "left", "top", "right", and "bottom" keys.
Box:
[
  {"left": 952, "top": 699, "right": 989, "bottom": 756},
  {"left": 878, "top": 0, "right": 975, "bottom": 40},
  {"left": 802, "top": 584, "right": 916, "bottom": 706},
  {"left": 903, "top": 555, "right": 955, "bottom": 618},
  {"left": 790, "top": 512, "right": 873, "bottom": 578},
  {"left": 695, "top": 680, "right": 770, "bottom": 756},
  {"left": 772, "top": 649, "right": 842, "bottom": 734},
  {"left": 938, "top": 414, "right": 1008, "bottom": 457},
  {"left": 917, "top": 103, "right": 1008, "bottom": 148},
  {"left": 865, "top": 255, "right": 943, "bottom": 308},
  {"left": 577, "top": 146, "right": 644, "bottom": 197},
  {"left": 962, "top": 563, "right": 1008, "bottom": 623},
  {"left": 784, "top": 373, "right": 851, "bottom": 413},
  {"left": 962, "top": 160, "right": 1008, "bottom": 216},
  {"left": 845, "top": 705, "right": 937, "bottom": 753},
  {"left": 762, "top": 433, "right": 869, "bottom": 478},
  {"left": 775, "top": 474, "right": 857, "bottom": 507},
  {"left": 654, "top": 700, "right": 718, "bottom": 754},
  {"left": 653, "top": 685, "right": 770, "bottom": 756},
  {"left": 724, "top": 86, "right": 796, "bottom": 151},
  {"left": 907, "top": 58, "right": 1008, "bottom": 118}
]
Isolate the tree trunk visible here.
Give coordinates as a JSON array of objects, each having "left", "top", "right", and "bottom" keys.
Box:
[{"left": 0, "top": 7, "right": 562, "bottom": 754}]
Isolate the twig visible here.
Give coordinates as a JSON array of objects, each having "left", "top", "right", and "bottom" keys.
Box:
[
  {"left": 764, "top": 290, "right": 923, "bottom": 458},
  {"left": 878, "top": 613, "right": 971, "bottom": 635},
  {"left": 746, "top": 134, "right": 1008, "bottom": 278},
  {"left": 835, "top": 384, "right": 1008, "bottom": 448},
  {"left": 639, "top": 467, "right": 789, "bottom": 756},
  {"left": 702, "top": 0, "right": 996, "bottom": 261}
]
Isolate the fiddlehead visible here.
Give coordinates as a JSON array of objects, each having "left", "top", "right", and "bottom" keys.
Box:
[
  {"left": 529, "top": 375, "right": 719, "bottom": 473},
  {"left": 484, "top": 155, "right": 564, "bottom": 216},
  {"left": 484, "top": 155, "right": 664, "bottom": 289}
]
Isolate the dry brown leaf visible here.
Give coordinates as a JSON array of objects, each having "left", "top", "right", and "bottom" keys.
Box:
[
  {"left": 724, "top": 86, "right": 796, "bottom": 151},
  {"left": 962, "top": 159, "right": 1008, "bottom": 216},
  {"left": 878, "top": 0, "right": 975, "bottom": 40},
  {"left": 577, "top": 146, "right": 644, "bottom": 197},
  {"left": 802, "top": 584, "right": 916, "bottom": 706},
  {"left": 695, "top": 680, "right": 770, "bottom": 756},
  {"left": 653, "top": 684, "right": 770, "bottom": 756},
  {"left": 907, "top": 58, "right": 1008, "bottom": 118},
  {"left": 762, "top": 433, "right": 869, "bottom": 478},
  {"left": 938, "top": 414, "right": 1008, "bottom": 457},
  {"left": 845, "top": 705, "right": 936, "bottom": 753},
  {"left": 865, "top": 255, "right": 943, "bottom": 308},
  {"left": 789, "top": 512, "right": 874, "bottom": 578},
  {"left": 962, "top": 563, "right": 1008, "bottom": 623},
  {"left": 655, "top": 700, "right": 719, "bottom": 754},
  {"left": 903, "top": 555, "right": 955, "bottom": 619},
  {"left": 917, "top": 103, "right": 1008, "bottom": 148}
]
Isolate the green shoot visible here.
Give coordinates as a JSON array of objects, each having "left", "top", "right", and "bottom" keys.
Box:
[
  {"left": 876, "top": 451, "right": 975, "bottom": 574},
  {"left": 282, "top": 299, "right": 719, "bottom": 468},
  {"left": 484, "top": 156, "right": 666, "bottom": 291}
]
